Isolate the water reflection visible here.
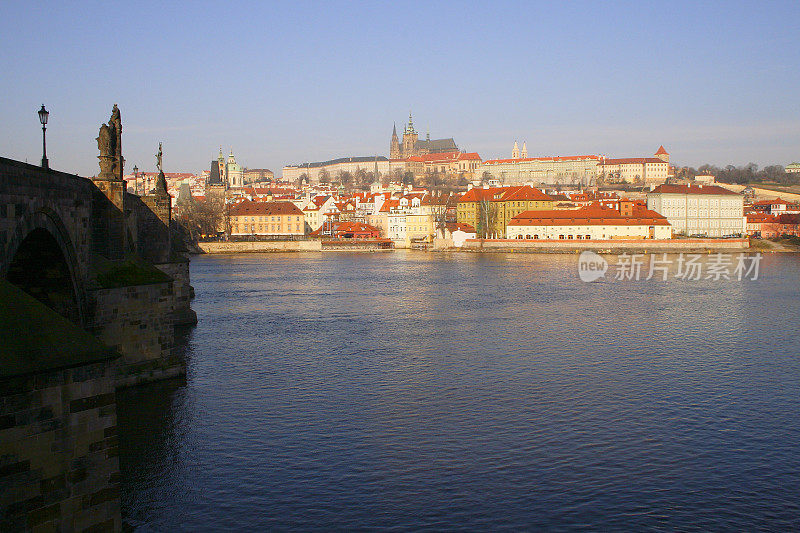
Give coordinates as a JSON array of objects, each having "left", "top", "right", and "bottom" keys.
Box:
[{"left": 119, "top": 251, "right": 800, "bottom": 530}]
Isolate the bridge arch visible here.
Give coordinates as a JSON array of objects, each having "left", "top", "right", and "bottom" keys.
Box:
[{"left": 2, "top": 207, "right": 86, "bottom": 326}]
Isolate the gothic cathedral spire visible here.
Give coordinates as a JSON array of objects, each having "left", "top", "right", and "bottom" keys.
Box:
[{"left": 390, "top": 122, "right": 401, "bottom": 159}]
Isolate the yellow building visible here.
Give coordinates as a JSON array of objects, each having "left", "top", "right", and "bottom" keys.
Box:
[
  {"left": 457, "top": 185, "right": 554, "bottom": 237},
  {"left": 405, "top": 213, "right": 436, "bottom": 244},
  {"left": 229, "top": 200, "right": 305, "bottom": 236}
]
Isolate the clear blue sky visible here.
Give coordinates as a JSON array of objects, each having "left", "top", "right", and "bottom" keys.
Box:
[{"left": 2, "top": 0, "right": 799, "bottom": 177}]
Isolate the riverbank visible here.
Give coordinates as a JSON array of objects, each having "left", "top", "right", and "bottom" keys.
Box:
[
  {"left": 197, "top": 239, "right": 394, "bottom": 254},
  {"left": 198, "top": 241, "right": 322, "bottom": 253},
  {"left": 195, "top": 238, "right": 800, "bottom": 255},
  {"left": 452, "top": 238, "right": 752, "bottom": 253}
]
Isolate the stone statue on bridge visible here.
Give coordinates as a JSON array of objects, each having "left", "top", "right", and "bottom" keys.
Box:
[
  {"left": 96, "top": 123, "right": 117, "bottom": 179},
  {"left": 156, "top": 142, "right": 163, "bottom": 172},
  {"left": 96, "top": 105, "right": 121, "bottom": 180},
  {"left": 110, "top": 104, "right": 123, "bottom": 179}
]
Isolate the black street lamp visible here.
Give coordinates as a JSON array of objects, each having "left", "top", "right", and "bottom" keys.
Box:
[
  {"left": 133, "top": 165, "right": 139, "bottom": 195},
  {"left": 38, "top": 105, "right": 49, "bottom": 169}
]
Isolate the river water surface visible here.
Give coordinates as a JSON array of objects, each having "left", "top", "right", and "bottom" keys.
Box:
[{"left": 118, "top": 251, "right": 800, "bottom": 530}]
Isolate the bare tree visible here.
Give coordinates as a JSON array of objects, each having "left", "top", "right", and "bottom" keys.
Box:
[
  {"left": 174, "top": 192, "right": 227, "bottom": 241},
  {"left": 477, "top": 198, "right": 499, "bottom": 239},
  {"left": 353, "top": 168, "right": 369, "bottom": 190},
  {"left": 337, "top": 170, "right": 353, "bottom": 187}
]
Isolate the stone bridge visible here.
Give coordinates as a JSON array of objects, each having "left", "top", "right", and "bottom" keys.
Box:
[
  {"left": 1, "top": 108, "right": 196, "bottom": 530},
  {"left": 0, "top": 157, "right": 114, "bottom": 326}
]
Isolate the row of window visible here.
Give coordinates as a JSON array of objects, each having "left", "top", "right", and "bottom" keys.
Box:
[
  {"left": 236, "top": 216, "right": 302, "bottom": 222},
  {"left": 514, "top": 234, "right": 594, "bottom": 240},
  {"left": 233, "top": 224, "right": 303, "bottom": 233}
]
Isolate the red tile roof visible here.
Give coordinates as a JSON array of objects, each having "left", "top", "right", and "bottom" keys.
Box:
[
  {"left": 752, "top": 197, "right": 794, "bottom": 206},
  {"left": 379, "top": 199, "right": 400, "bottom": 212},
  {"left": 229, "top": 200, "right": 303, "bottom": 217},
  {"left": 309, "top": 221, "right": 380, "bottom": 236},
  {"left": 746, "top": 213, "right": 777, "bottom": 222},
  {"left": 649, "top": 184, "right": 740, "bottom": 196},
  {"left": 445, "top": 222, "right": 476, "bottom": 233},
  {"left": 509, "top": 203, "right": 670, "bottom": 227},
  {"left": 458, "top": 185, "right": 552, "bottom": 203},
  {"left": 655, "top": 145, "right": 669, "bottom": 155}
]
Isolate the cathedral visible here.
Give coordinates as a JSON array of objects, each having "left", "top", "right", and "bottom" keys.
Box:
[{"left": 390, "top": 113, "right": 458, "bottom": 159}]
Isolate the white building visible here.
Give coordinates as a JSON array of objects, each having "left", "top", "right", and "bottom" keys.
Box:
[
  {"left": 506, "top": 203, "right": 672, "bottom": 240},
  {"left": 282, "top": 156, "right": 405, "bottom": 184},
  {"left": 479, "top": 155, "right": 601, "bottom": 186},
  {"left": 598, "top": 157, "right": 669, "bottom": 184},
  {"left": 646, "top": 184, "right": 745, "bottom": 237}
]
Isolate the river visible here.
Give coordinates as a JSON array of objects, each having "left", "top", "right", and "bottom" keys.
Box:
[{"left": 118, "top": 251, "right": 800, "bottom": 530}]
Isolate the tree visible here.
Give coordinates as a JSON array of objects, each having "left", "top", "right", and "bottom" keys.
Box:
[
  {"left": 353, "top": 168, "right": 369, "bottom": 190},
  {"left": 596, "top": 172, "right": 606, "bottom": 187},
  {"left": 390, "top": 168, "right": 404, "bottom": 184},
  {"left": 337, "top": 170, "right": 353, "bottom": 187},
  {"left": 477, "top": 198, "right": 499, "bottom": 239},
  {"left": 174, "top": 192, "right": 227, "bottom": 241},
  {"left": 402, "top": 172, "right": 415, "bottom": 186},
  {"left": 318, "top": 169, "right": 330, "bottom": 185},
  {"left": 426, "top": 192, "right": 450, "bottom": 238}
]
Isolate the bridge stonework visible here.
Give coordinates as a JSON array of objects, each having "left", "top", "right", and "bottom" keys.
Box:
[
  {"left": 1, "top": 106, "right": 197, "bottom": 531},
  {"left": 0, "top": 156, "right": 196, "bottom": 386}
]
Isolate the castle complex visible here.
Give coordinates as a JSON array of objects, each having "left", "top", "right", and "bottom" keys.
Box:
[
  {"left": 283, "top": 113, "right": 469, "bottom": 183},
  {"left": 390, "top": 113, "right": 458, "bottom": 159}
]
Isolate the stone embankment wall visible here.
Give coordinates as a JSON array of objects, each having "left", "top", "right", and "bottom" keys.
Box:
[
  {"left": 88, "top": 282, "right": 183, "bottom": 388},
  {"left": 0, "top": 360, "right": 121, "bottom": 531},
  {"left": 198, "top": 240, "right": 322, "bottom": 253},
  {"left": 459, "top": 238, "right": 750, "bottom": 252}
]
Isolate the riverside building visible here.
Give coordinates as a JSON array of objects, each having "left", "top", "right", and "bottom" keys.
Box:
[
  {"left": 646, "top": 184, "right": 745, "bottom": 237},
  {"left": 506, "top": 201, "right": 672, "bottom": 240},
  {"left": 229, "top": 200, "right": 305, "bottom": 236}
]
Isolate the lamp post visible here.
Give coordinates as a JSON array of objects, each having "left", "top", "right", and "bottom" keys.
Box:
[
  {"left": 38, "top": 105, "right": 49, "bottom": 169},
  {"left": 133, "top": 165, "right": 139, "bottom": 195}
]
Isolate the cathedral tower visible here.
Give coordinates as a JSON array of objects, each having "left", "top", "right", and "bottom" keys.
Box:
[
  {"left": 512, "top": 140, "right": 520, "bottom": 159},
  {"left": 390, "top": 123, "right": 401, "bottom": 159},
  {"left": 402, "top": 112, "right": 418, "bottom": 158},
  {"left": 521, "top": 142, "right": 528, "bottom": 159}
]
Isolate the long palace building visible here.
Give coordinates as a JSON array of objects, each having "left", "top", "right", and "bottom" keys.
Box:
[{"left": 478, "top": 143, "right": 671, "bottom": 186}]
